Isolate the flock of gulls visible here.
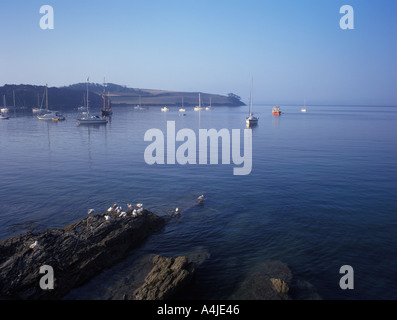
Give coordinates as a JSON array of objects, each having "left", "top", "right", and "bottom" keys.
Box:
[{"left": 28, "top": 195, "right": 205, "bottom": 250}]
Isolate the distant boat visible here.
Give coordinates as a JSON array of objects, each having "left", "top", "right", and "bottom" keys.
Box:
[
  {"left": 272, "top": 105, "right": 282, "bottom": 116},
  {"left": 134, "top": 95, "right": 145, "bottom": 110},
  {"left": 0, "top": 97, "right": 9, "bottom": 119},
  {"left": 206, "top": 96, "right": 213, "bottom": 110},
  {"left": 179, "top": 96, "right": 186, "bottom": 112},
  {"left": 194, "top": 93, "right": 203, "bottom": 111},
  {"left": 301, "top": 100, "right": 307, "bottom": 113},
  {"left": 77, "top": 79, "right": 108, "bottom": 125},
  {"left": 37, "top": 85, "right": 65, "bottom": 121},
  {"left": 1, "top": 95, "right": 8, "bottom": 113},
  {"left": 32, "top": 94, "right": 41, "bottom": 113},
  {"left": 161, "top": 106, "right": 169, "bottom": 112},
  {"left": 246, "top": 78, "right": 258, "bottom": 126},
  {"left": 101, "top": 79, "right": 113, "bottom": 117}
]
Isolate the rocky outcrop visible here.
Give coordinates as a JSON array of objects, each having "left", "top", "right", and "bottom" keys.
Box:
[
  {"left": 0, "top": 210, "right": 165, "bottom": 300},
  {"left": 134, "top": 255, "right": 195, "bottom": 300},
  {"left": 230, "top": 260, "right": 321, "bottom": 300}
]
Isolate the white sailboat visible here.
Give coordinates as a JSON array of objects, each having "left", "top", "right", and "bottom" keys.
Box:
[
  {"left": 206, "top": 96, "right": 212, "bottom": 110},
  {"left": 32, "top": 94, "right": 41, "bottom": 113},
  {"left": 1, "top": 95, "right": 9, "bottom": 114},
  {"left": 194, "top": 93, "right": 203, "bottom": 111},
  {"left": 301, "top": 100, "right": 307, "bottom": 113},
  {"left": 179, "top": 96, "right": 186, "bottom": 112},
  {"left": 37, "top": 85, "right": 65, "bottom": 121},
  {"left": 246, "top": 79, "right": 258, "bottom": 126},
  {"left": 0, "top": 95, "right": 9, "bottom": 119},
  {"left": 77, "top": 79, "right": 108, "bottom": 125}
]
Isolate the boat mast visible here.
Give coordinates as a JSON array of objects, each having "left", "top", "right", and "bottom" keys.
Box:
[
  {"left": 103, "top": 78, "right": 106, "bottom": 111},
  {"left": 86, "top": 78, "right": 89, "bottom": 115},
  {"left": 249, "top": 78, "right": 253, "bottom": 116},
  {"left": 45, "top": 84, "right": 48, "bottom": 112}
]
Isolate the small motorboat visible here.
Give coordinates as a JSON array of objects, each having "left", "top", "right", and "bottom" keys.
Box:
[{"left": 272, "top": 105, "right": 282, "bottom": 116}]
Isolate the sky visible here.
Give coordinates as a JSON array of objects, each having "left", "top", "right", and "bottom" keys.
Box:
[{"left": 0, "top": 0, "right": 396, "bottom": 105}]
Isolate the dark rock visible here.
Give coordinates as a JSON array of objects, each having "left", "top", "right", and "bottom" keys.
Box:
[
  {"left": 133, "top": 255, "right": 195, "bottom": 300},
  {"left": 0, "top": 210, "right": 165, "bottom": 300},
  {"left": 230, "top": 260, "right": 292, "bottom": 300},
  {"left": 229, "top": 260, "right": 321, "bottom": 300}
]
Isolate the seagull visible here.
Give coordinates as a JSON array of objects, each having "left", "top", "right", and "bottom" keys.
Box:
[
  {"left": 29, "top": 241, "right": 38, "bottom": 249},
  {"left": 198, "top": 195, "right": 205, "bottom": 202},
  {"left": 127, "top": 204, "right": 134, "bottom": 209},
  {"left": 132, "top": 209, "right": 138, "bottom": 217},
  {"left": 175, "top": 208, "right": 180, "bottom": 214},
  {"left": 105, "top": 215, "right": 111, "bottom": 221},
  {"left": 119, "top": 212, "right": 127, "bottom": 217},
  {"left": 107, "top": 207, "right": 114, "bottom": 212},
  {"left": 88, "top": 209, "right": 95, "bottom": 215},
  {"left": 136, "top": 203, "right": 143, "bottom": 208}
]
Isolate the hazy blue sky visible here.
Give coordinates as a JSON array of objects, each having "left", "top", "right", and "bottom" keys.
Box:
[{"left": 0, "top": 0, "right": 396, "bottom": 105}]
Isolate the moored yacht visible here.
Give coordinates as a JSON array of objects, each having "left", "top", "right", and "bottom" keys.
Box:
[
  {"left": 37, "top": 85, "right": 65, "bottom": 121},
  {"left": 246, "top": 79, "right": 259, "bottom": 126},
  {"left": 77, "top": 79, "right": 108, "bottom": 125}
]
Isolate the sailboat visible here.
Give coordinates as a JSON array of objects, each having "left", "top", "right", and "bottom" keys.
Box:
[
  {"left": 32, "top": 94, "right": 41, "bottom": 113},
  {"left": 1, "top": 95, "right": 9, "bottom": 114},
  {"left": 161, "top": 106, "right": 169, "bottom": 112},
  {"left": 101, "top": 79, "right": 113, "bottom": 117},
  {"left": 179, "top": 97, "right": 186, "bottom": 112},
  {"left": 301, "top": 100, "right": 307, "bottom": 113},
  {"left": 194, "top": 93, "right": 203, "bottom": 111},
  {"left": 77, "top": 79, "right": 108, "bottom": 125},
  {"left": 0, "top": 95, "right": 9, "bottom": 119},
  {"left": 246, "top": 79, "right": 258, "bottom": 126},
  {"left": 206, "top": 96, "right": 212, "bottom": 110},
  {"left": 37, "top": 85, "right": 65, "bottom": 121}
]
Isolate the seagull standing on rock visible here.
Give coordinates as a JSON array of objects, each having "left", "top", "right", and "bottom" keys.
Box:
[
  {"left": 107, "top": 204, "right": 118, "bottom": 213},
  {"left": 88, "top": 209, "right": 95, "bottom": 215},
  {"left": 105, "top": 215, "right": 111, "bottom": 221},
  {"left": 29, "top": 241, "right": 38, "bottom": 249}
]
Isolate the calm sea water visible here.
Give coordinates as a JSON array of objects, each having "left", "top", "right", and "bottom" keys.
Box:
[{"left": 1, "top": 104, "right": 396, "bottom": 300}]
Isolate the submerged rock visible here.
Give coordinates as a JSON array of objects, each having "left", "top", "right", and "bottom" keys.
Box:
[
  {"left": 134, "top": 255, "right": 196, "bottom": 300},
  {"left": 229, "top": 260, "right": 321, "bottom": 300},
  {"left": 0, "top": 210, "right": 165, "bottom": 300}
]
